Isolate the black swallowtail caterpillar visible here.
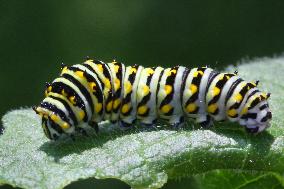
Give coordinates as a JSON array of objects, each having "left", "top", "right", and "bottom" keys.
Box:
[{"left": 34, "top": 58, "right": 272, "bottom": 140}]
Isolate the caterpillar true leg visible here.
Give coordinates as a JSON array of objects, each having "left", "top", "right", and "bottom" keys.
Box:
[
  {"left": 197, "top": 115, "right": 213, "bottom": 128},
  {"left": 88, "top": 121, "right": 99, "bottom": 133},
  {"left": 119, "top": 120, "right": 133, "bottom": 129}
]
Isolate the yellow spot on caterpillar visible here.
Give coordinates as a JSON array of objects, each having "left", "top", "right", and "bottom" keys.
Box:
[
  {"left": 89, "top": 82, "right": 96, "bottom": 91},
  {"left": 113, "top": 99, "right": 121, "bottom": 109},
  {"left": 165, "top": 85, "right": 172, "bottom": 95},
  {"left": 260, "top": 94, "right": 265, "bottom": 99},
  {"left": 143, "top": 85, "right": 150, "bottom": 95},
  {"left": 114, "top": 78, "right": 120, "bottom": 91},
  {"left": 50, "top": 114, "right": 59, "bottom": 122},
  {"left": 124, "top": 81, "right": 132, "bottom": 94},
  {"left": 186, "top": 103, "right": 197, "bottom": 113},
  {"left": 248, "top": 82, "right": 255, "bottom": 89},
  {"left": 121, "top": 104, "right": 130, "bottom": 114},
  {"left": 75, "top": 71, "right": 84, "bottom": 78},
  {"left": 114, "top": 65, "right": 120, "bottom": 73},
  {"left": 69, "top": 96, "right": 76, "bottom": 104},
  {"left": 241, "top": 107, "right": 248, "bottom": 115},
  {"left": 62, "top": 89, "right": 68, "bottom": 97},
  {"left": 146, "top": 68, "right": 154, "bottom": 76},
  {"left": 166, "top": 70, "right": 171, "bottom": 76},
  {"left": 212, "top": 87, "right": 220, "bottom": 96},
  {"left": 61, "top": 122, "right": 70, "bottom": 129},
  {"left": 130, "top": 67, "right": 137, "bottom": 73},
  {"left": 170, "top": 69, "right": 177, "bottom": 75},
  {"left": 208, "top": 104, "right": 218, "bottom": 113},
  {"left": 227, "top": 109, "right": 237, "bottom": 117},
  {"left": 240, "top": 83, "right": 246, "bottom": 87},
  {"left": 234, "top": 93, "right": 242, "bottom": 102},
  {"left": 104, "top": 79, "right": 111, "bottom": 89},
  {"left": 85, "top": 59, "right": 93, "bottom": 64},
  {"left": 106, "top": 101, "right": 113, "bottom": 112},
  {"left": 219, "top": 75, "right": 225, "bottom": 80},
  {"left": 193, "top": 71, "right": 204, "bottom": 77},
  {"left": 97, "top": 64, "right": 104, "bottom": 72},
  {"left": 45, "top": 86, "right": 52, "bottom": 96},
  {"left": 189, "top": 84, "right": 197, "bottom": 94},
  {"left": 47, "top": 86, "right": 52, "bottom": 92},
  {"left": 166, "top": 69, "right": 177, "bottom": 76},
  {"left": 263, "top": 93, "right": 268, "bottom": 99},
  {"left": 95, "top": 103, "right": 102, "bottom": 113},
  {"left": 78, "top": 111, "right": 85, "bottom": 120},
  {"left": 61, "top": 66, "right": 68, "bottom": 73},
  {"left": 138, "top": 105, "right": 148, "bottom": 115},
  {"left": 161, "top": 104, "right": 172, "bottom": 113},
  {"left": 34, "top": 107, "right": 40, "bottom": 114}
]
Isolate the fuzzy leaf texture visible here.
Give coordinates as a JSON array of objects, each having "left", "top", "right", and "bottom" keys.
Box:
[{"left": 1, "top": 56, "right": 284, "bottom": 189}]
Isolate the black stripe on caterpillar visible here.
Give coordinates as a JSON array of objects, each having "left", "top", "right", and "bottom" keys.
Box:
[{"left": 33, "top": 58, "right": 272, "bottom": 140}]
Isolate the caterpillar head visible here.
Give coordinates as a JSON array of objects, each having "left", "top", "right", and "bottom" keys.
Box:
[
  {"left": 33, "top": 104, "right": 73, "bottom": 140},
  {"left": 239, "top": 92, "right": 272, "bottom": 133}
]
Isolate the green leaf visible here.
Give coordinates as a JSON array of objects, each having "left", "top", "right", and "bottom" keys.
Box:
[
  {"left": 194, "top": 170, "right": 284, "bottom": 189},
  {"left": 1, "top": 56, "right": 284, "bottom": 189}
]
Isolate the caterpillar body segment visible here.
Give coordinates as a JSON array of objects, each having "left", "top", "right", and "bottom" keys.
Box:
[
  {"left": 34, "top": 58, "right": 272, "bottom": 140},
  {"left": 136, "top": 66, "right": 163, "bottom": 126},
  {"left": 157, "top": 66, "right": 187, "bottom": 126}
]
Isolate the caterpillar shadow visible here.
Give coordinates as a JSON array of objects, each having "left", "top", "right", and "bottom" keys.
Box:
[{"left": 39, "top": 120, "right": 275, "bottom": 163}]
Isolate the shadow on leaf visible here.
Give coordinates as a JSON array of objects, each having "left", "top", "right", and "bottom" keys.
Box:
[{"left": 40, "top": 119, "right": 274, "bottom": 171}]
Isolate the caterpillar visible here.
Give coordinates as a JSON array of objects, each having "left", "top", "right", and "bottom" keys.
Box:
[{"left": 33, "top": 58, "right": 272, "bottom": 140}]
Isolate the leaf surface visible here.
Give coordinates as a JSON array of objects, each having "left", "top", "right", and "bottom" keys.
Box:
[{"left": 1, "top": 57, "right": 284, "bottom": 189}]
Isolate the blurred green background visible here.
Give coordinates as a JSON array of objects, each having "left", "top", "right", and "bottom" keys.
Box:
[{"left": 1, "top": 1, "right": 284, "bottom": 188}]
